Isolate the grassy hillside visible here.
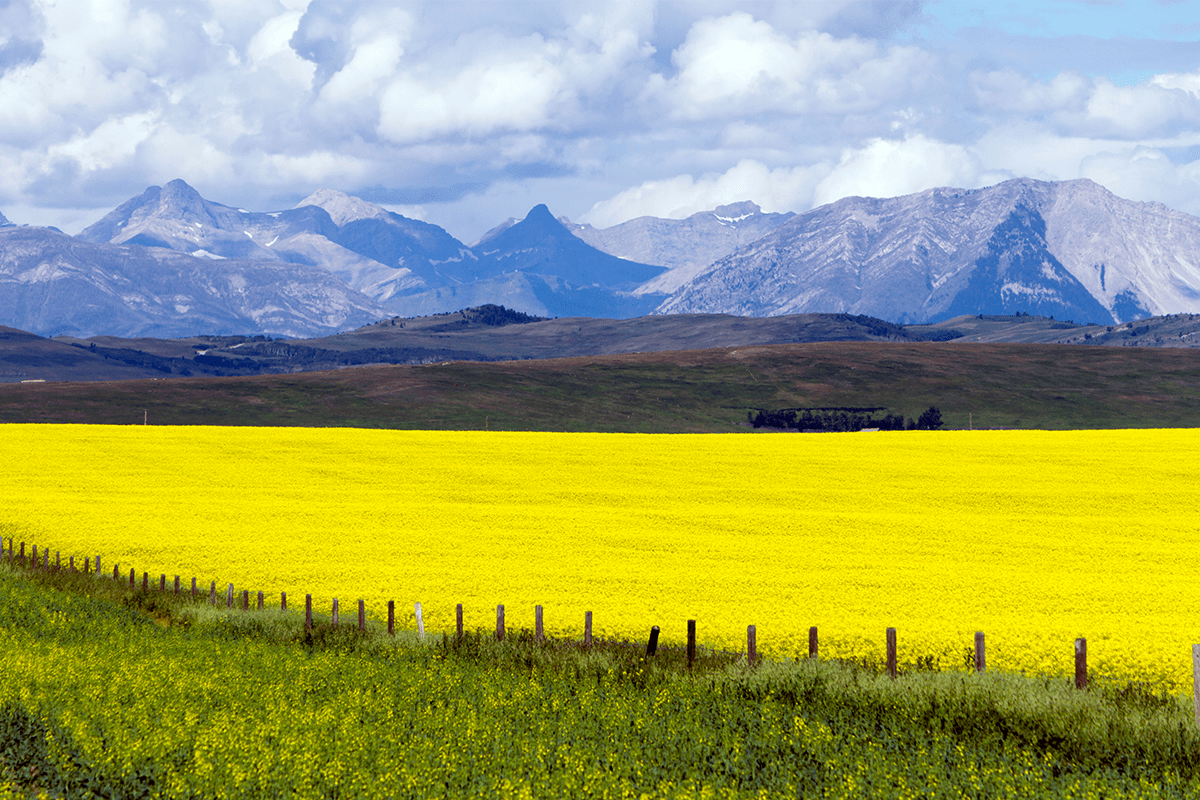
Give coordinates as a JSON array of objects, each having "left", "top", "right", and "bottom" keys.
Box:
[{"left": 1, "top": 341, "right": 1199, "bottom": 431}]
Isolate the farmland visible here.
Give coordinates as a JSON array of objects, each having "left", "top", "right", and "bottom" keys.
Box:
[{"left": 4, "top": 425, "right": 1200, "bottom": 688}]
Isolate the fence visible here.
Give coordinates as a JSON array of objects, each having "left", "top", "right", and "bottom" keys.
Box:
[{"left": 5, "top": 536, "right": 1200, "bottom": 729}]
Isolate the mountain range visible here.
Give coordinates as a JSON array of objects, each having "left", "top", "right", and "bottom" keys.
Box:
[{"left": 2, "top": 177, "right": 1200, "bottom": 337}]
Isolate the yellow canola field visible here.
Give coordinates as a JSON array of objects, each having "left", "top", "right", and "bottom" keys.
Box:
[{"left": 2, "top": 424, "right": 1199, "bottom": 688}]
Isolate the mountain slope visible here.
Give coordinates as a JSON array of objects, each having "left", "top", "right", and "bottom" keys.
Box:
[
  {"left": 0, "top": 226, "right": 389, "bottom": 338},
  {"left": 659, "top": 179, "right": 1200, "bottom": 324},
  {"left": 383, "top": 204, "right": 670, "bottom": 318},
  {"left": 565, "top": 201, "right": 795, "bottom": 293}
]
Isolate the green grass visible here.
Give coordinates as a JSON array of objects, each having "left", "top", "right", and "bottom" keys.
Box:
[
  {"left": 3, "top": 556, "right": 1200, "bottom": 798},
  {"left": 3, "top": 341, "right": 1200, "bottom": 431}
]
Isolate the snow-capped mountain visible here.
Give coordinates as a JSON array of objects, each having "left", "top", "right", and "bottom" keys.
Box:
[
  {"left": 658, "top": 178, "right": 1200, "bottom": 324},
  {"left": 564, "top": 201, "right": 794, "bottom": 294},
  {"left": 0, "top": 225, "right": 389, "bottom": 338}
]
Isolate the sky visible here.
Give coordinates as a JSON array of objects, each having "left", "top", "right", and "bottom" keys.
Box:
[{"left": 1, "top": 0, "right": 1199, "bottom": 244}]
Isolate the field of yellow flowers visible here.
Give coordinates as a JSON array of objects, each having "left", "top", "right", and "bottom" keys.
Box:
[{"left": 3, "top": 424, "right": 1199, "bottom": 688}]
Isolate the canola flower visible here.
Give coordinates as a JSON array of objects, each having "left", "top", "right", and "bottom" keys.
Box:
[{"left": 2, "top": 424, "right": 1200, "bottom": 688}]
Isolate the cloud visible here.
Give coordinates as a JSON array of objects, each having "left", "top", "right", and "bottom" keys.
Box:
[
  {"left": 971, "top": 68, "right": 1200, "bottom": 139},
  {"left": 649, "top": 12, "right": 935, "bottom": 120},
  {"left": 581, "top": 159, "right": 832, "bottom": 228},
  {"left": 812, "top": 135, "right": 988, "bottom": 207}
]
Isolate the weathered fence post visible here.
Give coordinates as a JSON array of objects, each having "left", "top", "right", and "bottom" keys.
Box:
[
  {"left": 56, "top": 551, "right": 60, "bottom": 570},
  {"left": 174, "top": 576, "right": 180, "bottom": 595},
  {"left": 113, "top": 565, "right": 120, "bottom": 581},
  {"left": 20, "top": 542, "right": 26, "bottom": 565},
  {"left": 257, "top": 591, "right": 263, "bottom": 611},
  {"left": 584, "top": 611, "right": 593, "bottom": 647},
  {"left": 331, "top": 598, "right": 339, "bottom": 626},
  {"left": 83, "top": 557, "right": 89, "bottom": 575},
  {"left": 31, "top": 545, "right": 38, "bottom": 569},
  {"left": 1192, "top": 644, "right": 1200, "bottom": 730},
  {"left": 209, "top": 581, "right": 216, "bottom": 605},
  {"left": 159, "top": 574, "right": 166, "bottom": 592},
  {"left": 455, "top": 603, "right": 463, "bottom": 637},
  {"left": 1075, "top": 638, "right": 1088, "bottom": 690},
  {"left": 281, "top": 592, "right": 287, "bottom": 612},
  {"left": 128, "top": 567, "right": 134, "bottom": 586},
  {"left": 94, "top": 555, "right": 100, "bottom": 577},
  {"left": 305, "top": 594, "right": 312, "bottom": 631},
  {"left": 809, "top": 626, "right": 819, "bottom": 660},
  {"left": 747, "top": 625, "right": 758, "bottom": 668},
  {"left": 241, "top": 590, "right": 249, "bottom": 611},
  {"left": 226, "top": 584, "right": 234, "bottom": 609},
  {"left": 886, "top": 627, "right": 898, "bottom": 679},
  {"left": 42, "top": 550, "right": 48, "bottom": 569},
  {"left": 142, "top": 572, "right": 148, "bottom": 592},
  {"left": 535, "top": 605, "right": 544, "bottom": 644},
  {"left": 415, "top": 602, "right": 425, "bottom": 640},
  {"left": 687, "top": 619, "right": 696, "bottom": 669},
  {"left": 69, "top": 556, "right": 75, "bottom": 572},
  {"left": 387, "top": 600, "right": 395, "bottom": 636},
  {"left": 646, "top": 625, "right": 660, "bottom": 656},
  {"left": 974, "top": 632, "right": 986, "bottom": 673},
  {"left": 191, "top": 578, "right": 196, "bottom": 599},
  {"left": 496, "top": 604, "right": 505, "bottom": 641},
  {"left": 358, "top": 600, "right": 365, "bottom": 632}
]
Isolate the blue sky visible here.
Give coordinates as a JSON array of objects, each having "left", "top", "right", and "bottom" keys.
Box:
[{"left": 2, "top": 0, "right": 1199, "bottom": 243}]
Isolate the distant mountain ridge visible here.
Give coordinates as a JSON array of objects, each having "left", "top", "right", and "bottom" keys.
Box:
[
  {"left": 5, "top": 176, "right": 1200, "bottom": 337},
  {"left": 564, "top": 201, "right": 795, "bottom": 294},
  {"left": 658, "top": 178, "right": 1200, "bottom": 324}
]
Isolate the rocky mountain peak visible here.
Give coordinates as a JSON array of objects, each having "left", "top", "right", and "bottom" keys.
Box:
[
  {"left": 712, "top": 201, "right": 761, "bottom": 220},
  {"left": 296, "top": 189, "right": 390, "bottom": 227},
  {"left": 0, "top": 210, "right": 12, "bottom": 228}
]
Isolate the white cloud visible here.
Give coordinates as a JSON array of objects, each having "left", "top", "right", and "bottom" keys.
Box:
[
  {"left": 971, "top": 69, "right": 1200, "bottom": 139},
  {"left": 652, "top": 12, "right": 934, "bottom": 120},
  {"left": 1080, "top": 147, "right": 1200, "bottom": 216},
  {"left": 812, "top": 135, "right": 986, "bottom": 207},
  {"left": 581, "top": 159, "right": 831, "bottom": 228}
]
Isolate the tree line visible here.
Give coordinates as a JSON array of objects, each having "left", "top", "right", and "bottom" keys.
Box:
[{"left": 748, "top": 406, "right": 943, "bottom": 432}]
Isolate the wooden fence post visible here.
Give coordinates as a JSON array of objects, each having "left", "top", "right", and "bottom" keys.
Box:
[
  {"left": 809, "top": 626, "right": 819, "bottom": 659},
  {"left": 646, "top": 625, "right": 660, "bottom": 656},
  {"left": 456, "top": 604, "right": 463, "bottom": 637},
  {"left": 94, "top": 555, "right": 100, "bottom": 577},
  {"left": 83, "top": 557, "right": 89, "bottom": 575},
  {"left": 974, "top": 632, "right": 986, "bottom": 673},
  {"left": 1075, "top": 638, "right": 1088, "bottom": 690},
  {"left": 241, "top": 590, "right": 249, "bottom": 611},
  {"left": 535, "top": 605, "right": 544, "bottom": 644},
  {"left": 159, "top": 574, "right": 166, "bottom": 592},
  {"left": 174, "top": 576, "right": 180, "bottom": 595},
  {"left": 305, "top": 594, "right": 312, "bottom": 631},
  {"left": 128, "top": 567, "right": 134, "bottom": 586},
  {"left": 496, "top": 604, "right": 505, "bottom": 641},
  {"left": 56, "top": 551, "right": 60, "bottom": 570},
  {"left": 415, "top": 602, "right": 424, "bottom": 640},
  {"left": 886, "top": 628, "right": 898, "bottom": 679},
  {"left": 387, "top": 600, "right": 394, "bottom": 636},
  {"left": 747, "top": 625, "right": 758, "bottom": 668},
  {"left": 209, "top": 581, "right": 216, "bottom": 605},
  {"left": 687, "top": 619, "right": 696, "bottom": 668},
  {"left": 257, "top": 591, "right": 263, "bottom": 611},
  {"left": 113, "top": 565, "right": 119, "bottom": 581},
  {"left": 191, "top": 578, "right": 196, "bottom": 599},
  {"left": 1192, "top": 644, "right": 1200, "bottom": 730},
  {"left": 69, "top": 555, "right": 75, "bottom": 572},
  {"left": 358, "top": 600, "right": 365, "bottom": 632},
  {"left": 281, "top": 592, "right": 287, "bottom": 611},
  {"left": 142, "top": 572, "right": 148, "bottom": 592},
  {"left": 226, "top": 584, "right": 234, "bottom": 609},
  {"left": 43, "top": 550, "right": 48, "bottom": 569},
  {"left": 331, "top": 598, "right": 339, "bottom": 627},
  {"left": 21, "top": 543, "right": 27, "bottom": 566},
  {"left": 584, "top": 611, "right": 593, "bottom": 647}
]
